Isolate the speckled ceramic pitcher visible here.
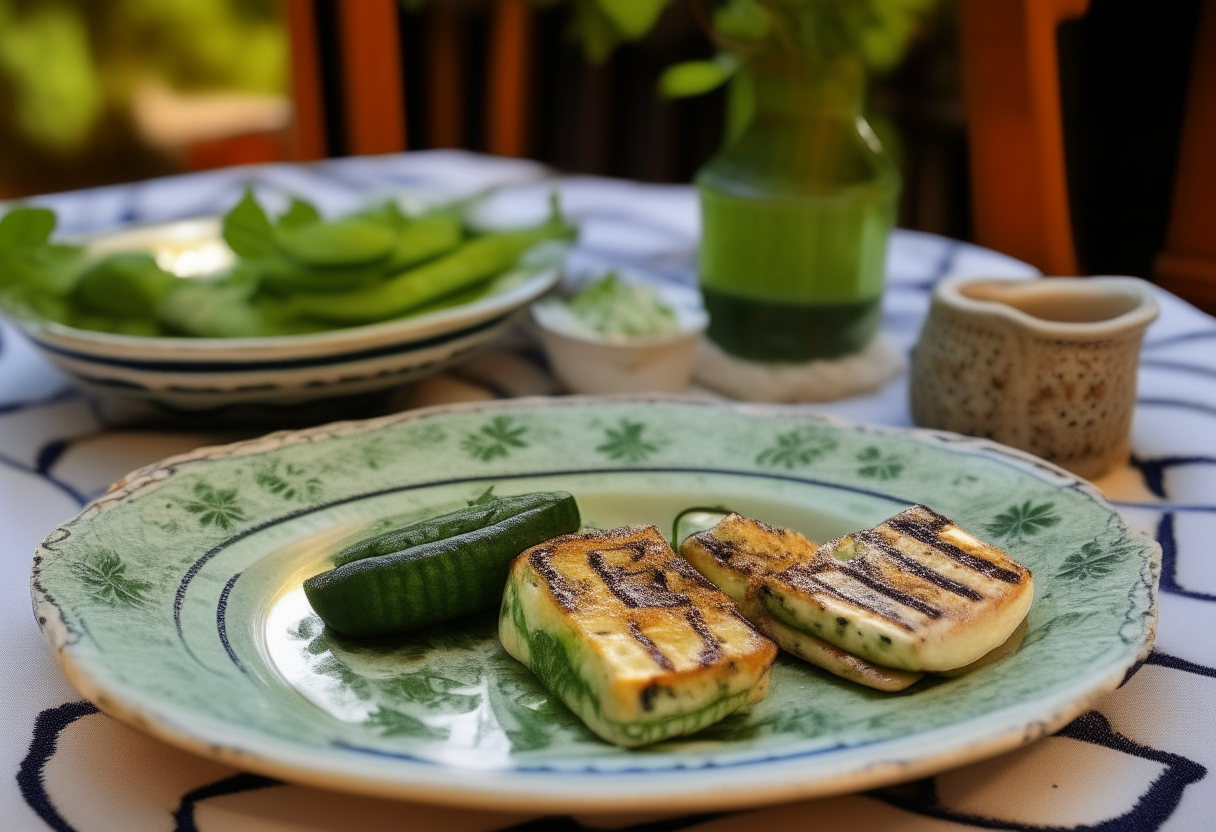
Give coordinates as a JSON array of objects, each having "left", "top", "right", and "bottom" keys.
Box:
[{"left": 910, "top": 276, "right": 1158, "bottom": 480}]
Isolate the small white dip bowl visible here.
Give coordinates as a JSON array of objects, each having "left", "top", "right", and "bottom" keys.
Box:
[{"left": 530, "top": 277, "right": 707, "bottom": 395}]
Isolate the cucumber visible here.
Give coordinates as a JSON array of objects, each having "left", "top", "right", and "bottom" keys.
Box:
[
  {"left": 329, "top": 492, "right": 576, "bottom": 568},
  {"left": 304, "top": 492, "right": 580, "bottom": 637}
]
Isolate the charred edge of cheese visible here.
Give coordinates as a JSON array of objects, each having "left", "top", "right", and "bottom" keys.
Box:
[
  {"left": 681, "top": 527, "right": 923, "bottom": 692},
  {"left": 761, "top": 504, "right": 1034, "bottom": 672},
  {"left": 684, "top": 514, "right": 816, "bottom": 583},
  {"left": 746, "top": 600, "right": 924, "bottom": 692},
  {"left": 499, "top": 525, "right": 777, "bottom": 748}
]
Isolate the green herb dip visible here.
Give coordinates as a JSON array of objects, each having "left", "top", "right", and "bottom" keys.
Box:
[{"left": 565, "top": 273, "right": 678, "bottom": 337}]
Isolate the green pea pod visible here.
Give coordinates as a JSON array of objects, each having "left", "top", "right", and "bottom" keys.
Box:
[
  {"left": 284, "top": 220, "right": 573, "bottom": 325},
  {"left": 158, "top": 281, "right": 324, "bottom": 337},
  {"left": 304, "top": 491, "right": 580, "bottom": 637},
  {"left": 381, "top": 211, "right": 464, "bottom": 273},
  {"left": 256, "top": 252, "right": 384, "bottom": 294},
  {"left": 275, "top": 219, "right": 397, "bottom": 268}
]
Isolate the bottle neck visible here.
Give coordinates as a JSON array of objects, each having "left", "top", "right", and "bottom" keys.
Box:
[
  {"left": 749, "top": 53, "right": 866, "bottom": 122},
  {"left": 701, "top": 50, "right": 891, "bottom": 196}
]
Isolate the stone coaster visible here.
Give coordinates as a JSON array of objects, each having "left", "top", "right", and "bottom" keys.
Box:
[{"left": 693, "top": 334, "right": 905, "bottom": 402}]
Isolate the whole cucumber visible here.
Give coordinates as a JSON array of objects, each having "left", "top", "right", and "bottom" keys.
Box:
[
  {"left": 304, "top": 492, "right": 580, "bottom": 637},
  {"left": 328, "top": 492, "right": 575, "bottom": 568}
]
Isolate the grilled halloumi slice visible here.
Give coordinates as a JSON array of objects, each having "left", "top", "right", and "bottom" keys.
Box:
[
  {"left": 758, "top": 505, "right": 1033, "bottom": 672},
  {"left": 680, "top": 513, "right": 922, "bottom": 691},
  {"left": 499, "top": 525, "right": 777, "bottom": 747}
]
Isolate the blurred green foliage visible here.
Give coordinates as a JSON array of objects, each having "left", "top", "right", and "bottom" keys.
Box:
[
  {"left": 563, "top": 0, "right": 672, "bottom": 62},
  {"left": 519, "top": 0, "right": 936, "bottom": 74},
  {"left": 658, "top": 0, "right": 939, "bottom": 99},
  {"left": 0, "top": 0, "right": 285, "bottom": 154},
  {"left": 0, "top": 2, "right": 103, "bottom": 152}
]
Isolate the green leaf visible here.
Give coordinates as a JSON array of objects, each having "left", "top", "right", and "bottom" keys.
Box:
[
  {"left": 0, "top": 242, "right": 84, "bottom": 293},
  {"left": 276, "top": 197, "right": 320, "bottom": 230},
  {"left": 222, "top": 189, "right": 274, "bottom": 260},
  {"left": 712, "top": 0, "right": 770, "bottom": 42},
  {"left": 0, "top": 207, "right": 56, "bottom": 248},
  {"left": 72, "top": 252, "right": 177, "bottom": 318},
  {"left": 659, "top": 56, "right": 738, "bottom": 99},
  {"left": 595, "top": 0, "right": 669, "bottom": 40},
  {"left": 571, "top": 0, "right": 623, "bottom": 64},
  {"left": 724, "top": 70, "right": 755, "bottom": 145}
]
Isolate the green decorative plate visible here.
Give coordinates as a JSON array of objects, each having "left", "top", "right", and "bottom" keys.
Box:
[{"left": 31, "top": 398, "right": 1159, "bottom": 812}]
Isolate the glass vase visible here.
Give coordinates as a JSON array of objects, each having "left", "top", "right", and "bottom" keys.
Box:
[{"left": 696, "top": 51, "right": 900, "bottom": 362}]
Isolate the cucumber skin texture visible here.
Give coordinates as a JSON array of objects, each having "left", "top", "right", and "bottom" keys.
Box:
[
  {"left": 329, "top": 492, "right": 575, "bottom": 569},
  {"left": 304, "top": 493, "right": 580, "bottom": 637}
]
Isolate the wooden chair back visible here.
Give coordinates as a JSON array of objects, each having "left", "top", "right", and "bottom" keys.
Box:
[
  {"left": 959, "top": 0, "right": 1216, "bottom": 311},
  {"left": 281, "top": 0, "right": 532, "bottom": 160}
]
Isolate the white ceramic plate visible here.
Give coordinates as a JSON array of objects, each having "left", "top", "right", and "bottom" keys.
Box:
[{"left": 32, "top": 398, "right": 1159, "bottom": 812}]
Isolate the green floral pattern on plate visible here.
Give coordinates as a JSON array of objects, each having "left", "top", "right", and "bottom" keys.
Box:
[
  {"left": 855, "top": 446, "right": 904, "bottom": 480},
  {"left": 73, "top": 551, "right": 153, "bottom": 606},
  {"left": 181, "top": 481, "right": 247, "bottom": 530},
  {"left": 31, "top": 399, "right": 1160, "bottom": 812},
  {"left": 596, "top": 419, "right": 660, "bottom": 463},
  {"left": 756, "top": 426, "right": 838, "bottom": 468},
  {"left": 985, "top": 500, "right": 1062, "bottom": 542},
  {"left": 461, "top": 415, "right": 529, "bottom": 461}
]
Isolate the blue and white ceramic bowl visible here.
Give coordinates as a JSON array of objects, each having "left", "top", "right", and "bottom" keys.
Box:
[{"left": 8, "top": 218, "right": 563, "bottom": 411}]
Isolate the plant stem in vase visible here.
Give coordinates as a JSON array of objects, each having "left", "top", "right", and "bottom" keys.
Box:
[{"left": 697, "top": 48, "right": 900, "bottom": 362}]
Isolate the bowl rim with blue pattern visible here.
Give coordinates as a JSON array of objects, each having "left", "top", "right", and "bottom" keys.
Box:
[{"left": 30, "top": 397, "right": 1160, "bottom": 812}]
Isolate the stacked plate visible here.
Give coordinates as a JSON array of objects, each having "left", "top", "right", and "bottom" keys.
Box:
[{"left": 9, "top": 217, "right": 561, "bottom": 411}]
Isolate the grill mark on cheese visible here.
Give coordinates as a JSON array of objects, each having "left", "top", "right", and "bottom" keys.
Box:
[
  {"left": 912, "top": 505, "right": 952, "bottom": 530},
  {"left": 854, "top": 530, "right": 985, "bottom": 601},
  {"left": 628, "top": 620, "right": 675, "bottom": 671},
  {"left": 689, "top": 534, "right": 756, "bottom": 574},
  {"left": 619, "top": 540, "right": 650, "bottom": 563},
  {"left": 778, "top": 567, "right": 916, "bottom": 631},
  {"left": 685, "top": 606, "right": 723, "bottom": 666},
  {"left": 529, "top": 549, "right": 580, "bottom": 610},
  {"left": 589, "top": 549, "right": 691, "bottom": 609},
  {"left": 667, "top": 551, "right": 724, "bottom": 591},
  {"left": 833, "top": 563, "right": 944, "bottom": 619},
  {"left": 887, "top": 513, "right": 1023, "bottom": 584}
]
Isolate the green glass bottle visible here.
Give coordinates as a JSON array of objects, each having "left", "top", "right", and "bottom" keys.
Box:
[{"left": 697, "top": 52, "right": 900, "bottom": 362}]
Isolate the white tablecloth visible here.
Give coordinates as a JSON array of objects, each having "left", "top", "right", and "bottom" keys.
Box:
[{"left": 2, "top": 151, "right": 1212, "bottom": 831}]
